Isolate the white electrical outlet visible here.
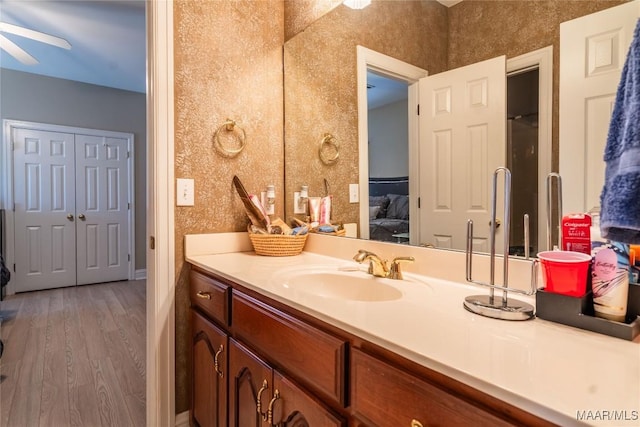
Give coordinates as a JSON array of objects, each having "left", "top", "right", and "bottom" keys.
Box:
[
  {"left": 349, "top": 183, "right": 359, "bottom": 203},
  {"left": 176, "top": 178, "right": 194, "bottom": 206}
]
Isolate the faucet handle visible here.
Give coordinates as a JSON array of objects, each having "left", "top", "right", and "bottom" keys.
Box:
[{"left": 389, "top": 256, "right": 415, "bottom": 280}]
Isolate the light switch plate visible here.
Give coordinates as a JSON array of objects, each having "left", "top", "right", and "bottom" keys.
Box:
[
  {"left": 176, "top": 178, "right": 194, "bottom": 206},
  {"left": 293, "top": 192, "right": 306, "bottom": 214},
  {"left": 349, "top": 183, "right": 359, "bottom": 203}
]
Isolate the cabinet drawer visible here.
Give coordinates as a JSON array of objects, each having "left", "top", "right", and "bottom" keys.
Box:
[
  {"left": 232, "top": 292, "right": 347, "bottom": 406},
  {"left": 190, "top": 269, "right": 230, "bottom": 326},
  {"left": 351, "top": 349, "right": 514, "bottom": 427}
]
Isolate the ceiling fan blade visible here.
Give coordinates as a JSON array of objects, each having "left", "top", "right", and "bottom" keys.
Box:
[
  {"left": 0, "top": 34, "right": 38, "bottom": 65},
  {"left": 0, "top": 22, "right": 71, "bottom": 50}
]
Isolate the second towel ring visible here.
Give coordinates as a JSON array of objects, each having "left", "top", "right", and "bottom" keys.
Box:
[
  {"left": 319, "top": 133, "right": 339, "bottom": 165},
  {"left": 213, "top": 119, "right": 246, "bottom": 158}
]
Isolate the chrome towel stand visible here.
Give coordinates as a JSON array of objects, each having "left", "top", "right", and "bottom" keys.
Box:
[{"left": 464, "top": 167, "right": 536, "bottom": 321}]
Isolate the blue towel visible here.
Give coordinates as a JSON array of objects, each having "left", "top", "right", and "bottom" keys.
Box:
[{"left": 600, "top": 18, "right": 640, "bottom": 244}]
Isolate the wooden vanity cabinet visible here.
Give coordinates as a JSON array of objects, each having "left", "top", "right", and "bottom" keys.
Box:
[
  {"left": 191, "top": 309, "right": 228, "bottom": 427},
  {"left": 189, "top": 266, "right": 553, "bottom": 427},
  {"left": 228, "top": 338, "right": 346, "bottom": 427}
]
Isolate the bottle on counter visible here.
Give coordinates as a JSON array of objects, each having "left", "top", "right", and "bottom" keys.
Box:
[{"left": 591, "top": 241, "right": 630, "bottom": 322}]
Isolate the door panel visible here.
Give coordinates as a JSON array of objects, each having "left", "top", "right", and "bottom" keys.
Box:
[
  {"left": 559, "top": 0, "right": 640, "bottom": 213},
  {"left": 228, "top": 339, "right": 272, "bottom": 427},
  {"left": 13, "top": 128, "right": 76, "bottom": 291},
  {"left": 419, "top": 56, "right": 506, "bottom": 252},
  {"left": 272, "top": 371, "right": 345, "bottom": 427},
  {"left": 75, "top": 134, "right": 129, "bottom": 285},
  {"left": 192, "top": 309, "right": 228, "bottom": 427}
]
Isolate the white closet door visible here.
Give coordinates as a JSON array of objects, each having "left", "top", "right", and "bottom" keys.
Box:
[
  {"left": 560, "top": 0, "right": 640, "bottom": 214},
  {"left": 75, "top": 134, "right": 130, "bottom": 285},
  {"left": 13, "top": 128, "right": 77, "bottom": 292},
  {"left": 419, "top": 56, "right": 506, "bottom": 253}
]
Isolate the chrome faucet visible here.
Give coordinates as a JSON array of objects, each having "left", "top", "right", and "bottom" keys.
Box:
[{"left": 353, "top": 250, "right": 414, "bottom": 280}]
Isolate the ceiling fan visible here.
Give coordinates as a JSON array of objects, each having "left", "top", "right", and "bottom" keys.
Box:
[{"left": 0, "top": 22, "right": 71, "bottom": 65}]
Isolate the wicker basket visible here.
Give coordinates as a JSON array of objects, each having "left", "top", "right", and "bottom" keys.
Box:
[{"left": 249, "top": 233, "right": 308, "bottom": 256}]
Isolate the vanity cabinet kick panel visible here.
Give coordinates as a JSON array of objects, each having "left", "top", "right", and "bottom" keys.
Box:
[
  {"left": 191, "top": 309, "right": 228, "bottom": 427},
  {"left": 229, "top": 338, "right": 346, "bottom": 427},
  {"left": 351, "top": 348, "right": 516, "bottom": 427},
  {"left": 232, "top": 291, "right": 347, "bottom": 406},
  {"left": 190, "top": 269, "right": 231, "bottom": 327}
]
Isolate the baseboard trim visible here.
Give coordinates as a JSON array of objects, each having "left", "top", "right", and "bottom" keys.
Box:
[
  {"left": 175, "top": 410, "right": 189, "bottom": 427},
  {"left": 135, "top": 269, "right": 147, "bottom": 280}
]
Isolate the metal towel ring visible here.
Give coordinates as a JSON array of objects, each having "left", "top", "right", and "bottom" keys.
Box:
[
  {"left": 318, "top": 133, "right": 339, "bottom": 165},
  {"left": 213, "top": 119, "right": 246, "bottom": 158}
]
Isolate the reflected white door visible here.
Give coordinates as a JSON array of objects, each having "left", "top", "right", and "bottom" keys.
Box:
[
  {"left": 75, "top": 134, "right": 130, "bottom": 285},
  {"left": 560, "top": 0, "right": 640, "bottom": 214},
  {"left": 419, "top": 56, "right": 506, "bottom": 252},
  {"left": 13, "top": 128, "right": 77, "bottom": 292}
]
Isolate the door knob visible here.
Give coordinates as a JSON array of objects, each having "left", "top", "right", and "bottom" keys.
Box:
[
  {"left": 67, "top": 214, "right": 74, "bottom": 221},
  {"left": 489, "top": 219, "right": 501, "bottom": 228},
  {"left": 78, "top": 214, "right": 86, "bottom": 221}
]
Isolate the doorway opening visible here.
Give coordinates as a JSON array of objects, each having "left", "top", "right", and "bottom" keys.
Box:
[
  {"left": 366, "top": 70, "right": 411, "bottom": 244},
  {"left": 507, "top": 67, "right": 540, "bottom": 256},
  {"left": 356, "top": 46, "right": 428, "bottom": 244}
]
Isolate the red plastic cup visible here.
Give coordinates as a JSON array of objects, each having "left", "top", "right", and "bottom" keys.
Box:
[{"left": 537, "top": 251, "right": 592, "bottom": 297}]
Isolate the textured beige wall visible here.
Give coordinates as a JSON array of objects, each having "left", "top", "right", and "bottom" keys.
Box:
[
  {"left": 284, "top": 0, "right": 343, "bottom": 41},
  {"left": 173, "top": 0, "right": 284, "bottom": 413},
  {"left": 284, "top": 0, "right": 448, "bottom": 228},
  {"left": 448, "top": 0, "right": 628, "bottom": 172}
]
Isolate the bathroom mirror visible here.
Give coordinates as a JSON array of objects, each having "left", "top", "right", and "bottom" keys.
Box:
[{"left": 283, "top": 0, "right": 631, "bottom": 255}]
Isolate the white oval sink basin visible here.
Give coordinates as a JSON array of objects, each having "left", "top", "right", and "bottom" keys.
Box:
[{"left": 281, "top": 271, "right": 403, "bottom": 302}]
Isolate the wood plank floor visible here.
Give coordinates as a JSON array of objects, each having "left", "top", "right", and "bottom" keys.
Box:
[{"left": 0, "top": 280, "right": 146, "bottom": 427}]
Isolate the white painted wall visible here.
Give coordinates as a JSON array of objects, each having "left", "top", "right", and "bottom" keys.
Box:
[
  {"left": 368, "top": 99, "right": 409, "bottom": 178},
  {"left": 0, "top": 69, "right": 147, "bottom": 269}
]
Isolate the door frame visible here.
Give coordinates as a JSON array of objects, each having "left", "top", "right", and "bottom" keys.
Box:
[
  {"left": 1, "top": 119, "right": 136, "bottom": 294},
  {"left": 356, "top": 45, "right": 428, "bottom": 242},
  {"left": 146, "top": 1, "right": 176, "bottom": 425}
]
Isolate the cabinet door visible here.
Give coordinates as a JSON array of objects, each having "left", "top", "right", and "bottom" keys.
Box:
[
  {"left": 272, "top": 371, "right": 346, "bottom": 427},
  {"left": 192, "top": 309, "right": 228, "bottom": 427},
  {"left": 229, "top": 339, "right": 273, "bottom": 427},
  {"left": 351, "top": 349, "right": 514, "bottom": 427}
]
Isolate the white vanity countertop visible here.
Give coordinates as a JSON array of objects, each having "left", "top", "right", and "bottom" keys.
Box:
[{"left": 186, "top": 243, "right": 640, "bottom": 427}]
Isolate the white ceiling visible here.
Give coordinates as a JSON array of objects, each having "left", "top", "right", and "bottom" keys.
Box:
[{"left": 0, "top": 0, "right": 146, "bottom": 93}]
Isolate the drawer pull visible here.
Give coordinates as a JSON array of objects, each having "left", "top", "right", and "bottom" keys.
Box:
[
  {"left": 213, "top": 344, "right": 224, "bottom": 378},
  {"left": 196, "top": 291, "right": 212, "bottom": 300},
  {"left": 411, "top": 420, "right": 424, "bottom": 427},
  {"left": 256, "top": 379, "right": 268, "bottom": 417},
  {"left": 266, "top": 389, "right": 281, "bottom": 425}
]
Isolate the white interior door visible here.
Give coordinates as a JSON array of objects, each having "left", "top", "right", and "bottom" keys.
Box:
[
  {"left": 560, "top": 0, "right": 640, "bottom": 214},
  {"left": 419, "top": 56, "right": 506, "bottom": 252},
  {"left": 75, "top": 134, "right": 130, "bottom": 285},
  {"left": 13, "top": 128, "right": 77, "bottom": 292},
  {"left": 8, "top": 121, "right": 133, "bottom": 293}
]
